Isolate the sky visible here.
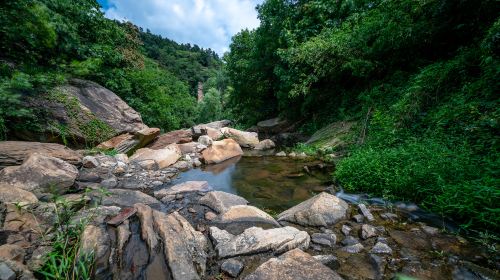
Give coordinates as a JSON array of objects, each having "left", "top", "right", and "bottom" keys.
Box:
[{"left": 97, "top": 0, "right": 263, "bottom": 55}]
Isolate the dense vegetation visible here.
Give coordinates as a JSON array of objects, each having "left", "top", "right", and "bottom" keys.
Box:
[
  {"left": 0, "top": 0, "right": 223, "bottom": 140},
  {"left": 226, "top": 0, "right": 499, "bottom": 232}
]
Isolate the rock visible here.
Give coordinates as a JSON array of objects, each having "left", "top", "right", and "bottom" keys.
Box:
[
  {"left": 97, "top": 133, "right": 134, "bottom": 151},
  {"left": 221, "top": 127, "right": 259, "bottom": 148},
  {"left": 221, "top": 259, "right": 244, "bottom": 278},
  {"left": 192, "top": 121, "right": 231, "bottom": 140},
  {"left": 358, "top": 204, "right": 374, "bottom": 222},
  {"left": 313, "top": 255, "right": 339, "bottom": 269},
  {"left": 342, "top": 243, "right": 364, "bottom": 253},
  {"left": 107, "top": 207, "right": 137, "bottom": 226},
  {"left": 112, "top": 161, "right": 127, "bottom": 175},
  {"left": 288, "top": 152, "right": 297, "bottom": 157},
  {"left": 114, "top": 153, "right": 129, "bottom": 163},
  {"left": 153, "top": 211, "right": 208, "bottom": 279},
  {"left": 421, "top": 225, "right": 439, "bottom": 235},
  {"left": 254, "top": 139, "right": 276, "bottom": 150},
  {"left": 199, "top": 191, "right": 248, "bottom": 213},
  {"left": 81, "top": 224, "right": 110, "bottom": 263},
  {"left": 0, "top": 184, "right": 38, "bottom": 205},
  {"left": 134, "top": 203, "right": 159, "bottom": 251},
  {"left": 311, "top": 233, "right": 337, "bottom": 247},
  {"left": 210, "top": 226, "right": 310, "bottom": 258},
  {"left": 380, "top": 212, "right": 398, "bottom": 221},
  {"left": 0, "top": 141, "right": 82, "bottom": 169},
  {"left": 147, "top": 129, "right": 193, "bottom": 149},
  {"left": 82, "top": 156, "right": 99, "bottom": 168},
  {"left": 216, "top": 205, "right": 280, "bottom": 234},
  {"left": 361, "top": 224, "right": 377, "bottom": 239},
  {"left": 0, "top": 262, "right": 15, "bottom": 280},
  {"left": 0, "top": 153, "right": 78, "bottom": 196},
  {"left": 257, "top": 117, "right": 289, "bottom": 134},
  {"left": 244, "top": 249, "right": 343, "bottom": 280},
  {"left": 352, "top": 214, "right": 364, "bottom": 223},
  {"left": 100, "top": 176, "right": 118, "bottom": 188},
  {"left": 154, "top": 181, "right": 211, "bottom": 200},
  {"left": 130, "top": 144, "right": 181, "bottom": 169},
  {"left": 277, "top": 192, "right": 349, "bottom": 227},
  {"left": 342, "top": 224, "right": 352, "bottom": 236},
  {"left": 193, "top": 158, "right": 202, "bottom": 167},
  {"left": 205, "top": 211, "right": 217, "bottom": 221},
  {"left": 135, "top": 127, "right": 160, "bottom": 146},
  {"left": 370, "top": 242, "right": 393, "bottom": 254},
  {"left": 198, "top": 135, "right": 213, "bottom": 146},
  {"left": 0, "top": 245, "right": 25, "bottom": 262},
  {"left": 389, "top": 230, "right": 432, "bottom": 251},
  {"left": 275, "top": 151, "right": 287, "bottom": 157},
  {"left": 201, "top": 139, "right": 243, "bottom": 164},
  {"left": 206, "top": 127, "right": 223, "bottom": 140},
  {"left": 138, "top": 159, "right": 158, "bottom": 170},
  {"left": 341, "top": 236, "right": 360, "bottom": 246},
  {"left": 100, "top": 189, "right": 161, "bottom": 209}
]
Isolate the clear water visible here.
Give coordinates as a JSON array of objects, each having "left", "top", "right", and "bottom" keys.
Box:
[{"left": 170, "top": 155, "right": 332, "bottom": 212}]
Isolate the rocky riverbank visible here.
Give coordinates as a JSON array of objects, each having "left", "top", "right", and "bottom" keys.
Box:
[{"left": 0, "top": 121, "right": 498, "bottom": 280}]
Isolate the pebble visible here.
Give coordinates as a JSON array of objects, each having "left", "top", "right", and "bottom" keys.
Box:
[
  {"left": 342, "top": 243, "right": 364, "bottom": 253},
  {"left": 188, "top": 207, "right": 197, "bottom": 213},
  {"left": 311, "top": 233, "right": 337, "bottom": 247},
  {"left": 342, "top": 236, "right": 360, "bottom": 246},
  {"left": 342, "top": 224, "right": 352, "bottom": 236},
  {"left": 361, "top": 224, "right": 377, "bottom": 239},
  {"left": 352, "top": 214, "right": 364, "bottom": 223},
  {"left": 358, "top": 204, "right": 375, "bottom": 222},
  {"left": 0, "top": 262, "right": 15, "bottom": 280},
  {"left": 221, "top": 259, "right": 244, "bottom": 278},
  {"left": 370, "top": 242, "right": 393, "bottom": 254}
]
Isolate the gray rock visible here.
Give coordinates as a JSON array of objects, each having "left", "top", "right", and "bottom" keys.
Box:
[
  {"left": 311, "top": 233, "right": 337, "bottom": 247},
  {"left": 210, "top": 226, "right": 310, "bottom": 258},
  {"left": 342, "top": 243, "right": 364, "bottom": 253},
  {"left": 421, "top": 225, "right": 439, "bottom": 235},
  {"left": 199, "top": 191, "right": 248, "bottom": 213},
  {"left": 0, "top": 141, "right": 82, "bottom": 169},
  {"left": 277, "top": 192, "right": 348, "bottom": 227},
  {"left": 358, "top": 204, "right": 374, "bottom": 222},
  {"left": 342, "top": 224, "right": 352, "bottom": 236},
  {"left": 215, "top": 205, "right": 280, "bottom": 234},
  {"left": 100, "top": 189, "right": 161, "bottom": 209},
  {"left": 0, "top": 262, "right": 15, "bottom": 280},
  {"left": 370, "top": 242, "right": 393, "bottom": 254},
  {"left": 313, "top": 255, "right": 339, "bottom": 270},
  {"left": 82, "top": 156, "right": 99, "bottom": 168},
  {"left": 154, "top": 181, "right": 211, "bottom": 199},
  {"left": 380, "top": 212, "right": 398, "bottom": 221},
  {"left": 361, "top": 224, "right": 377, "bottom": 239},
  {"left": 342, "top": 236, "right": 360, "bottom": 246},
  {"left": 254, "top": 139, "right": 276, "bottom": 150},
  {"left": 101, "top": 176, "right": 118, "bottom": 188},
  {"left": 198, "top": 135, "right": 213, "bottom": 146},
  {"left": 352, "top": 214, "right": 364, "bottom": 223},
  {"left": 221, "top": 259, "right": 244, "bottom": 278},
  {"left": 244, "top": 249, "right": 343, "bottom": 280},
  {"left": 275, "top": 151, "right": 287, "bottom": 157}
]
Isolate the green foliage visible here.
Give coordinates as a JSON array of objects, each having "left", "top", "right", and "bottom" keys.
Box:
[{"left": 197, "top": 88, "right": 224, "bottom": 123}]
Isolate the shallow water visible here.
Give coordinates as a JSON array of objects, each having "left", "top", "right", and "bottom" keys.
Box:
[{"left": 171, "top": 155, "right": 332, "bottom": 212}]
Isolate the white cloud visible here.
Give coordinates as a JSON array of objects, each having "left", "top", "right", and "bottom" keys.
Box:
[{"left": 103, "top": 0, "right": 263, "bottom": 55}]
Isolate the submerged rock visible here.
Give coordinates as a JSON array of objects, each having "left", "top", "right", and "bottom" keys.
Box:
[
  {"left": 199, "top": 191, "right": 248, "bottom": 213},
  {"left": 277, "top": 192, "right": 349, "bottom": 227},
  {"left": 201, "top": 139, "right": 243, "bottom": 164},
  {"left": 244, "top": 249, "right": 343, "bottom": 280},
  {"left": 210, "top": 226, "right": 310, "bottom": 258}
]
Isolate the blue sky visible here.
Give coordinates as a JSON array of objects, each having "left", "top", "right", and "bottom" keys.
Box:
[{"left": 97, "top": 0, "right": 263, "bottom": 55}]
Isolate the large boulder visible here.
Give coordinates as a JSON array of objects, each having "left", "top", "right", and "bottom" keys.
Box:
[
  {"left": 257, "top": 117, "right": 290, "bottom": 134},
  {"left": 18, "top": 79, "right": 147, "bottom": 145},
  {"left": 130, "top": 144, "right": 181, "bottom": 169},
  {"left": 215, "top": 205, "right": 280, "bottom": 234},
  {"left": 244, "top": 249, "right": 343, "bottom": 280},
  {"left": 201, "top": 139, "right": 243, "bottom": 164},
  {"left": 0, "top": 184, "right": 38, "bottom": 205},
  {"left": 0, "top": 153, "right": 78, "bottom": 196},
  {"left": 199, "top": 191, "right": 248, "bottom": 213},
  {"left": 0, "top": 141, "right": 82, "bottom": 169},
  {"left": 221, "top": 128, "right": 259, "bottom": 148},
  {"left": 147, "top": 129, "right": 193, "bottom": 150},
  {"left": 210, "top": 226, "right": 310, "bottom": 258},
  {"left": 277, "top": 192, "right": 349, "bottom": 227}
]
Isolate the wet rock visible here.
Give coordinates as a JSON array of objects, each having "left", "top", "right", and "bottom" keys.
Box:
[
  {"left": 221, "top": 127, "right": 259, "bottom": 148},
  {"left": 172, "top": 160, "right": 191, "bottom": 171},
  {"left": 277, "top": 192, "right": 348, "bottom": 227},
  {"left": 147, "top": 129, "right": 192, "bottom": 149},
  {"left": 313, "top": 255, "right": 339, "bottom": 270},
  {"left": 352, "top": 214, "right": 364, "bottom": 223},
  {"left": 311, "top": 233, "right": 337, "bottom": 247},
  {"left": 0, "top": 245, "right": 25, "bottom": 262},
  {"left": 341, "top": 243, "right": 364, "bottom": 253},
  {"left": 199, "top": 191, "right": 248, "bottom": 213},
  {"left": 361, "top": 224, "right": 377, "bottom": 239},
  {"left": 154, "top": 181, "right": 211, "bottom": 201},
  {"left": 100, "top": 189, "right": 161, "bottom": 209},
  {"left": 337, "top": 254, "right": 377, "bottom": 280},
  {"left": 82, "top": 156, "right": 99, "bottom": 168},
  {"left": 244, "top": 249, "right": 343, "bottom": 280},
  {"left": 254, "top": 139, "right": 276, "bottom": 150},
  {"left": 201, "top": 139, "right": 243, "bottom": 164},
  {"left": 370, "top": 254, "right": 387, "bottom": 278},
  {"left": 153, "top": 211, "right": 208, "bottom": 279},
  {"left": 216, "top": 205, "right": 280, "bottom": 234},
  {"left": 421, "top": 225, "right": 439, "bottom": 235},
  {"left": 0, "top": 184, "right": 38, "bottom": 205},
  {"left": 342, "top": 224, "right": 352, "bottom": 236},
  {"left": 0, "top": 141, "right": 82, "bottom": 169},
  {"left": 221, "top": 259, "right": 244, "bottom": 278},
  {"left": 0, "top": 262, "right": 15, "bottom": 280},
  {"left": 198, "top": 135, "right": 213, "bottom": 146},
  {"left": 370, "top": 242, "right": 393, "bottom": 254},
  {"left": 358, "top": 203, "right": 374, "bottom": 222},
  {"left": 380, "top": 212, "right": 398, "bottom": 221},
  {"left": 275, "top": 151, "right": 287, "bottom": 157},
  {"left": 0, "top": 153, "right": 78, "bottom": 196},
  {"left": 389, "top": 230, "right": 431, "bottom": 251},
  {"left": 130, "top": 144, "right": 181, "bottom": 169},
  {"left": 210, "top": 226, "right": 310, "bottom": 258},
  {"left": 205, "top": 211, "right": 217, "bottom": 221}
]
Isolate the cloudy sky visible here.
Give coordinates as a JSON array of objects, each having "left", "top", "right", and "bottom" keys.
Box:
[{"left": 97, "top": 0, "right": 263, "bottom": 55}]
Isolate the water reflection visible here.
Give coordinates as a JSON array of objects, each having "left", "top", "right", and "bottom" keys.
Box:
[{"left": 171, "top": 156, "right": 331, "bottom": 212}]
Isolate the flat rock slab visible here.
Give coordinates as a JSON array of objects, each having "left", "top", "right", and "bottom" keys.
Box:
[
  {"left": 0, "top": 141, "right": 82, "bottom": 169},
  {"left": 210, "top": 226, "right": 310, "bottom": 258},
  {"left": 100, "top": 189, "right": 161, "bottom": 209},
  {"left": 215, "top": 205, "right": 280, "bottom": 234},
  {"left": 154, "top": 181, "right": 212, "bottom": 201},
  {"left": 244, "top": 248, "right": 343, "bottom": 280},
  {"left": 130, "top": 144, "right": 181, "bottom": 169},
  {"left": 107, "top": 207, "right": 137, "bottom": 226},
  {"left": 199, "top": 191, "right": 248, "bottom": 213},
  {"left": 147, "top": 129, "right": 193, "bottom": 149},
  {"left": 277, "top": 192, "right": 349, "bottom": 227}
]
